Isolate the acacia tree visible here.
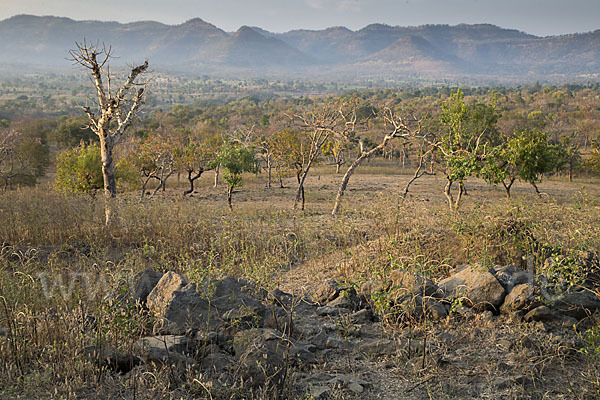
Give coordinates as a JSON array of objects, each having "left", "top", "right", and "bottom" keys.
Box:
[{"left": 69, "top": 41, "right": 148, "bottom": 223}]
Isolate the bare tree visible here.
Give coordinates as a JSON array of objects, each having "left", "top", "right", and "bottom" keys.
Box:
[
  {"left": 291, "top": 100, "right": 353, "bottom": 210},
  {"left": 331, "top": 106, "right": 423, "bottom": 216},
  {"left": 69, "top": 40, "right": 148, "bottom": 223}
]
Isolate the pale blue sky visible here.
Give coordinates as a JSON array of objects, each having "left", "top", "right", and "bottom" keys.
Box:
[{"left": 0, "top": 0, "right": 598, "bottom": 36}]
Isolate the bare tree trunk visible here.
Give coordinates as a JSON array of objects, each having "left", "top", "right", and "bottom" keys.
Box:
[
  {"left": 294, "top": 159, "right": 315, "bottom": 211},
  {"left": 531, "top": 181, "right": 542, "bottom": 196},
  {"left": 502, "top": 178, "right": 514, "bottom": 201},
  {"left": 214, "top": 164, "right": 220, "bottom": 187},
  {"left": 266, "top": 156, "right": 272, "bottom": 188},
  {"left": 444, "top": 179, "right": 454, "bottom": 211},
  {"left": 331, "top": 154, "right": 366, "bottom": 216},
  {"left": 184, "top": 169, "right": 203, "bottom": 196},
  {"left": 227, "top": 185, "right": 233, "bottom": 209}
]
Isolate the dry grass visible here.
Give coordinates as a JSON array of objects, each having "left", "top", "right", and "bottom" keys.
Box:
[{"left": 0, "top": 167, "right": 599, "bottom": 398}]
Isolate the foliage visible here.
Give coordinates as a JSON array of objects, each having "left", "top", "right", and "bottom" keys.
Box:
[
  {"left": 55, "top": 143, "right": 134, "bottom": 194},
  {"left": 55, "top": 143, "right": 104, "bottom": 194},
  {"left": 0, "top": 129, "right": 50, "bottom": 190},
  {"left": 52, "top": 116, "right": 96, "bottom": 148}
]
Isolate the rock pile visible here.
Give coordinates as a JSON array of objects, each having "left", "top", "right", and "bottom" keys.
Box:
[{"left": 81, "top": 254, "right": 599, "bottom": 397}]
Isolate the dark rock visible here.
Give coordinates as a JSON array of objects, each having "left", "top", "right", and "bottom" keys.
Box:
[
  {"left": 82, "top": 345, "right": 142, "bottom": 373},
  {"left": 438, "top": 265, "right": 506, "bottom": 311},
  {"left": 553, "top": 291, "right": 600, "bottom": 320},
  {"left": 134, "top": 335, "right": 197, "bottom": 365},
  {"left": 201, "top": 352, "right": 234, "bottom": 375},
  {"left": 131, "top": 268, "right": 164, "bottom": 307}
]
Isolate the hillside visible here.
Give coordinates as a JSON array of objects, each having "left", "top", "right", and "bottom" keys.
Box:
[{"left": 0, "top": 15, "right": 599, "bottom": 80}]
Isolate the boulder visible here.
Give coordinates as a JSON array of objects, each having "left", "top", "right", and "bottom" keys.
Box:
[
  {"left": 438, "top": 265, "right": 506, "bottom": 311},
  {"left": 312, "top": 280, "right": 340, "bottom": 304},
  {"left": 82, "top": 345, "right": 142, "bottom": 374},
  {"left": 233, "top": 329, "right": 287, "bottom": 389},
  {"left": 389, "top": 269, "right": 439, "bottom": 299},
  {"left": 553, "top": 291, "right": 600, "bottom": 320},
  {"left": 131, "top": 268, "right": 164, "bottom": 307},
  {"left": 147, "top": 273, "right": 215, "bottom": 335},
  {"left": 134, "top": 335, "right": 197, "bottom": 365},
  {"left": 500, "top": 283, "right": 542, "bottom": 314}
]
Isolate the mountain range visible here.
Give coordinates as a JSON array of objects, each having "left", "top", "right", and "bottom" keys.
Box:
[{"left": 1, "top": 14, "right": 599, "bottom": 81}]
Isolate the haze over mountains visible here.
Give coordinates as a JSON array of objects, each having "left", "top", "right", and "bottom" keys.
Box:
[{"left": 1, "top": 14, "right": 599, "bottom": 82}]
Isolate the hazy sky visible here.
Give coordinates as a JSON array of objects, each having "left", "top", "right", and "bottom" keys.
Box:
[{"left": 0, "top": 0, "right": 598, "bottom": 36}]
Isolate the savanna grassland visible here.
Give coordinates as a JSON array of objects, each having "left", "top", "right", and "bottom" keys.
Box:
[{"left": 1, "top": 78, "right": 600, "bottom": 399}]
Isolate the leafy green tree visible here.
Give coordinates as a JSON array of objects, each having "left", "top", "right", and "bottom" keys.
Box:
[
  {"left": 481, "top": 130, "right": 563, "bottom": 198},
  {"left": 55, "top": 143, "right": 104, "bottom": 194},
  {"left": 209, "top": 143, "right": 258, "bottom": 209},
  {"left": 437, "top": 90, "right": 500, "bottom": 210},
  {"left": 55, "top": 143, "right": 135, "bottom": 195}
]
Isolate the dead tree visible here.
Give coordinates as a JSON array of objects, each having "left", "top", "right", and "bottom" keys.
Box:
[
  {"left": 69, "top": 40, "right": 148, "bottom": 223},
  {"left": 292, "top": 101, "right": 350, "bottom": 210},
  {"left": 401, "top": 143, "right": 435, "bottom": 199},
  {"left": 331, "top": 106, "right": 423, "bottom": 216}
]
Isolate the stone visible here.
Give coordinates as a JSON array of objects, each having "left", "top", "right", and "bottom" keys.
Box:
[
  {"left": 438, "top": 265, "right": 506, "bottom": 311},
  {"left": 131, "top": 268, "right": 163, "bottom": 307},
  {"left": 501, "top": 283, "right": 542, "bottom": 314},
  {"left": 312, "top": 280, "right": 340, "bottom": 304},
  {"left": 308, "top": 385, "right": 331, "bottom": 399},
  {"left": 134, "top": 335, "right": 197, "bottom": 365},
  {"left": 524, "top": 306, "right": 559, "bottom": 322},
  {"left": 233, "top": 329, "right": 286, "bottom": 389},
  {"left": 350, "top": 308, "right": 375, "bottom": 324},
  {"left": 553, "top": 291, "right": 600, "bottom": 320},
  {"left": 389, "top": 269, "right": 439, "bottom": 299},
  {"left": 358, "top": 338, "right": 397, "bottom": 356},
  {"left": 82, "top": 345, "right": 142, "bottom": 374},
  {"left": 201, "top": 352, "right": 233, "bottom": 375}
]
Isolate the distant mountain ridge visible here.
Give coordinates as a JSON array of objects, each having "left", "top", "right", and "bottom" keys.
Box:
[{"left": 1, "top": 14, "right": 599, "bottom": 80}]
